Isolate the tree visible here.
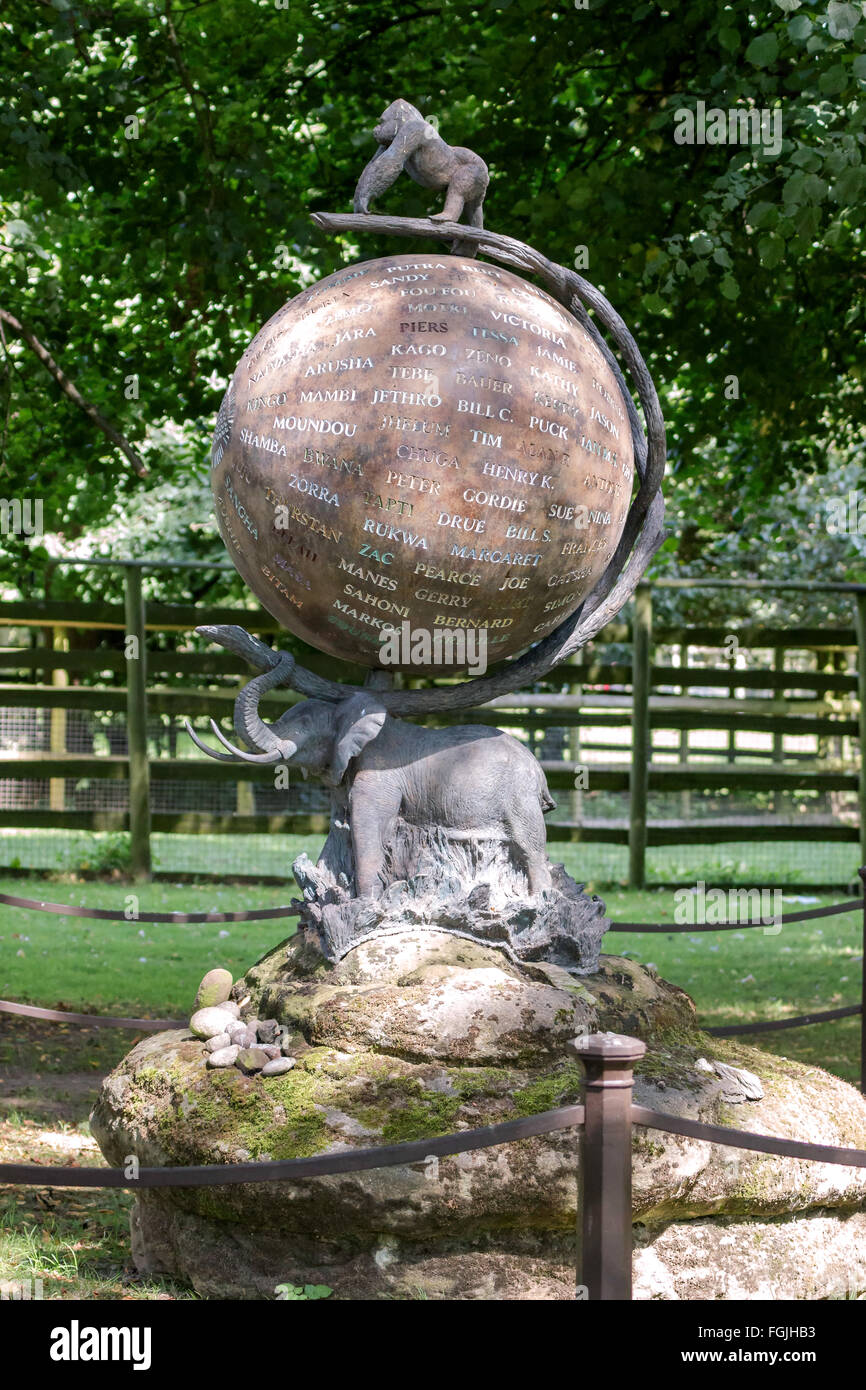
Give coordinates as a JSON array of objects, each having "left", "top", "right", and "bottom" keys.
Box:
[{"left": 0, "top": 0, "right": 863, "bottom": 605}]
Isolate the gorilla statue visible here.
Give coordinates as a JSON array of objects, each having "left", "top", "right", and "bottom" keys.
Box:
[{"left": 353, "top": 99, "right": 488, "bottom": 229}]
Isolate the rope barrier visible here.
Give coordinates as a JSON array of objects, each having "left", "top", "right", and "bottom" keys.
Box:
[
  {"left": 2, "top": 997, "right": 857, "bottom": 1038},
  {"left": 1, "top": 889, "right": 861, "bottom": 932},
  {"left": 706, "top": 1004, "right": 861, "bottom": 1037},
  {"left": 0, "top": 1103, "right": 586, "bottom": 1188},
  {"left": 0, "top": 999, "right": 182, "bottom": 1030},
  {"left": 3, "top": 1099, "right": 866, "bottom": 1188},
  {"left": 609, "top": 897, "right": 865, "bottom": 932},
  {"left": 0, "top": 888, "right": 862, "bottom": 1039},
  {"left": 632, "top": 1105, "right": 866, "bottom": 1167},
  {"left": 0, "top": 891, "right": 301, "bottom": 924}
]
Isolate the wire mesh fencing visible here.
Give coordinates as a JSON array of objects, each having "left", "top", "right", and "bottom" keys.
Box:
[{"left": 1, "top": 573, "right": 864, "bottom": 889}]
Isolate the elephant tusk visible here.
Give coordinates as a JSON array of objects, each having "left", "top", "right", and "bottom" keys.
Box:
[
  {"left": 208, "top": 719, "right": 283, "bottom": 764},
  {"left": 183, "top": 720, "right": 242, "bottom": 763}
]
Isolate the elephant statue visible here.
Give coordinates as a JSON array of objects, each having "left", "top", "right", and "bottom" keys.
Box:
[{"left": 186, "top": 637, "right": 555, "bottom": 901}]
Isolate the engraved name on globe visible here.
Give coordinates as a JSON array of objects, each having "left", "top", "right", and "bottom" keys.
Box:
[{"left": 210, "top": 254, "right": 633, "bottom": 670}]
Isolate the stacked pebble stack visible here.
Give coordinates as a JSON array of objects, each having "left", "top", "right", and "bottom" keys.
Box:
[{"left": 187, "top": 969, "right": 296, "bottom": 1077}]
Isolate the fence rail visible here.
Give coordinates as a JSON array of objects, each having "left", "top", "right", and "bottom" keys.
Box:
[{"left": 2, "top": 568, "right": 865, "bottom": 887}]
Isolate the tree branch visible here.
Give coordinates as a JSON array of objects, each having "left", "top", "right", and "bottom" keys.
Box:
[
  {"left": 164, "top": 0, "right": 216, "bottom": 165},
  {"left": 0, "top": 307, "right": 148, "bottom": 478}
]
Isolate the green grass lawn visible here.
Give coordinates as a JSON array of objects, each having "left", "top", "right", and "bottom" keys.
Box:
[
  {"left": 0, "top": 876, "right": 299, "bottom": 1019},
  {"left": 605, "top": 887, "right": 863, "bottom": 1085},
  {"left": 1, "top": 827, "right": 860, "bottom": 892}
]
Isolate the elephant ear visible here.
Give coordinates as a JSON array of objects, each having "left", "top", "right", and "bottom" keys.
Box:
[{"left": 330, "top": 694, "right": 387, "bottom": 784}]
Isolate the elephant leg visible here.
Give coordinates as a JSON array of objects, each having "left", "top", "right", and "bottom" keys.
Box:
[
  {"left": 524, "top": 852, "right": 552, "bottom": 898},
  {"left": 349, "top": 779, "right": 400, "bottom": 897},
  {"left": 507, "top": 809, "right": 551, "bottom": 897}
]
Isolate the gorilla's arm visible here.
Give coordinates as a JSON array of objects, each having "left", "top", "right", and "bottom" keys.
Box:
[
  {"left": 353, "top": 123, "right": 427, "bottom": 214},
  {"left": 353, "top": 146, "right": 385, "bottom": 214}
]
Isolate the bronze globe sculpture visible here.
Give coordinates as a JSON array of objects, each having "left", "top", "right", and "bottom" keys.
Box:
[
  {"left": 94, "top": 106, "right": 679, "bottom": 1303},
  {"left": 209, "top": 254, "right": 634, "bottom": 671},
  {"left": 188, "top": 105, "right": 666, "bottom": 969}
]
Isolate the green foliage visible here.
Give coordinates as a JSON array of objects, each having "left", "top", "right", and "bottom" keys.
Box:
[
  {"left": 0, "top": 0, "right": 863, "bottom": 602},
  {"left": 653, "top": 451, "right": 866, "bottom": 627},
  {"left": 68, "top": 831, "right": 132, "bottom": 877}
]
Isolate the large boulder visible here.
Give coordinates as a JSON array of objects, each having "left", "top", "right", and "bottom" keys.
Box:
[{"left": 91, "top": 929, "right": 866, "bottom": 1300}]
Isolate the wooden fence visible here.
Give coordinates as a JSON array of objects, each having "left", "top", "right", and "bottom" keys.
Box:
[{"left": 1, "top": 565, "right": 864, "bottom": 886}]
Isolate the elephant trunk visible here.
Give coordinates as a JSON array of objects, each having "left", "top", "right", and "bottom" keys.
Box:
[{"left": 234, "top": 652, "right": 298, "bottom": 756}]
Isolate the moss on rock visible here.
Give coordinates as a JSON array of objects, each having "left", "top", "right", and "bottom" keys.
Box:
[{"left": 90, "top": 928, "right": 866, "bottom": 1300}]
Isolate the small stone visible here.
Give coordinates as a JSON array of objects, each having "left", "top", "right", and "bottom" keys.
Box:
[
  {"left": 256, "top": 1019, "right": 280, "bottom": 1044},
  {"left": 261, "top": 1057, "right": 296, "bottom": 1076},
  {"left": 206, "top": 1045, "right": 239, "bottom": 1069},
  {"left": 190, "top": 1006, "right": 237, "bottom": 1040},
  {"left": 712, "top": 1059, "right": 764, "bottom": 1102},
  {"left": 229, "top": 1021, "right": 257, "bottom": 1044},
  {"left": 194, "top": 968, "right": 234, "bottom": 1011},
  {"left": 243, "top": 1018, "right": 261, "bottom": 1038},
  {"left": 260, "top": 1044, "right": 281, "bottom": 1060},
  {"left": 236, "top": 1048, "right": 269, "bottom": 1075},
  {"left": 205, "top": 1033, "right": 232, "bottom": 1053}
]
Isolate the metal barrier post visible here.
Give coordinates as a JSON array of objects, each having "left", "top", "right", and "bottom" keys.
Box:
[
  {"left": 572, "top": 1031, "right": 646, "bottom": 1301},
  {"left": 860, "top": 866, "right": 866, "bottom": 1095}
]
